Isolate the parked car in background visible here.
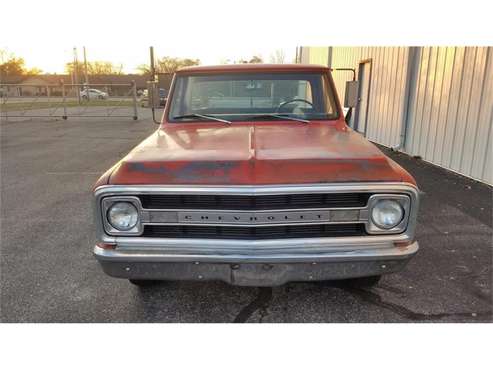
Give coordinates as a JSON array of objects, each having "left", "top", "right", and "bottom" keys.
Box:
[
  {"left": 140, "top": 88, "right": 168, "bottom": 107},
  {"left": 158, "top": 88, "right": 168, "bottom": 106},
  {"left": 139, "top": 89, "right": 149, "bottom": 107},
  {"left": 81, "top": 88, "right": 108, "bottom": 100},
  {"left": 92, "top": 64, "right": 420, "bottom": 288}
]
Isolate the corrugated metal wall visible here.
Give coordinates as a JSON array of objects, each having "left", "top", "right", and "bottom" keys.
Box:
[
  {"left": 329, "top": 47, "right": 412, "bottom": 149},
  {"left": 300, "top": 46, "right": 493, "bottom": 185},
  {"left": 300, "top": 47, "right": 330, "bottom": 65},
  {"left": 405, "top": 47, "right": 492, "bottom": 185}
]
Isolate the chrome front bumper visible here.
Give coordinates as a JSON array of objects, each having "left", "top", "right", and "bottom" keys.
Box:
[
  {"left": 94, "top": 241, "right": 418, "bottom": 286},
  {"left": 93, "top": 183, "right": 420, "bottom": 286}
]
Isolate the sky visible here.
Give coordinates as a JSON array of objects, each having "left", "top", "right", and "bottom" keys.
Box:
[
  {"left": 1, "top": 0, "right": 302, "bottom": 75},
  {"left": 1, "top": 44, "right": 297, "bottom": 75},
  {"left": 2, "top": 0, "right": 489, "bottom": 75}
]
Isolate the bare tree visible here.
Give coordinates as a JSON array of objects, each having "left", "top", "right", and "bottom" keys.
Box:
[
  {"left": 219, "top": 58, "right": 232, "bottom": 65},
  {"left": 65, "top": 61, "right": 124, "bottom": 75},
  {"left": 248, "top": 55, "right": 263, "bottom": 64},
  {"left": 137, "top": 56, "right": 200, "bottom": 75},
  {"left": 269, "top": 49, "right": 286, "bottom": 64},
  {"left": 236, "top": 55, "right": 264, "bottom": 64}
]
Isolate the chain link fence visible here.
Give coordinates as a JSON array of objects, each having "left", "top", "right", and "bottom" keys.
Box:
[{"left": 0, "top": 81, "right": 139, "bottom": 120}]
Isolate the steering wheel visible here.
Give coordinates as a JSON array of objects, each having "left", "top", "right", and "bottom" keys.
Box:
[{"left": 276, "top": 98, "right": 313, "bottom": 112}]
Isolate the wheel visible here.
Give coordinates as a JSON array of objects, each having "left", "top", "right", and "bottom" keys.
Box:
[
  {"left": 82, "top": 95, "right": 88, "bottom": 100},
  {"left": 128, "top": 279, "right": 161, "bottom": 287},
  {"left": 98, "top": 95, "right": 105, "bottom": 100},
  {"left": 343, "top": 275, "right": 381, "bottom": 288}
]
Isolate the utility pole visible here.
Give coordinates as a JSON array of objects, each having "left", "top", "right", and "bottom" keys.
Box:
[
  {"left": 83, "top": 46, "right": 89, "bottom": 85},
  {"left": 149, "top": 46, "right": 155, "bottom": 82},
  {"left": 149, "top": 46, "right": 160, "bottom": 124},
  {"left": 73, "top": 47, "right": 80, "bottom": 103},
  {"left": 83, "top": 46, "right": 90, "bottom": 101}
]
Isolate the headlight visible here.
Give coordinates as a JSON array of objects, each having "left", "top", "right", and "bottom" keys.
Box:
[
  {"left": 371, "top": 199, "right": 404, "bottom": 229},
  {"left": 107, "top": 202, "right": 139, "bottom": 231}
]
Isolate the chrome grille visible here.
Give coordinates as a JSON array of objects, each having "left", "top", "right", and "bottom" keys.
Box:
[
  {"left": 138, "top": 193, "right": 370, "bottom": 210},
  {"left": 95, "top": 183, "right": 419, "bottom": 243},
  {"left": 142, "top": 223, "right": 367, "bottom": 240}
]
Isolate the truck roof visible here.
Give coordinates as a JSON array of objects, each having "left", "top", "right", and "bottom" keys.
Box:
[{"left": 176, "top": 63, "right": 330, "bottom": 74}]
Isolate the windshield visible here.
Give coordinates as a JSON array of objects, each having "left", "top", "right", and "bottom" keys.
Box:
[{"left": 168, "top": 72, "right": 339, "bottom": 122}]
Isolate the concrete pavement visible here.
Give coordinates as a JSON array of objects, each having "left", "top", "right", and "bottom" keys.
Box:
[{"left": 1, "top": 113, "right": 491, "bottom": 322}]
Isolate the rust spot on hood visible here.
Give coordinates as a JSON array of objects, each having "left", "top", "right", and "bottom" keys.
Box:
[{"left": 107, "top": 121, "right": 415, "bottom": 185}]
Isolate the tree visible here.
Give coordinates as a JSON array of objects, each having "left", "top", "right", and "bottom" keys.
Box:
[
  {"left": 65, "top": 61, "right": 124, "bottom": 75},
  {"left": 249, "top": 55, "right": 263, "bottom": 64},
  {"left": 237, "top": 55, "right": 264, "bottom": 64},
  {"left": 137, "top": 56, "right": 200, "bottom": 75},
  {"left": 269, "top": 49, "right": 286, "bottom": 64},
  {"left": 219, "top": 58, "right": 232, "bottom": 65},
  {"left": 89, "top": 61, "right": 123, "bottom": 75},
  {"left": 0, "top": 49, "right": 43, "bottom": 77},
  {"left": 136, "top": 64, "right": 151, "bottom": 75}
]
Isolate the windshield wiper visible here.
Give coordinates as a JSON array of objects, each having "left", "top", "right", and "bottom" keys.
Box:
[
  {"left": 245, "top": 113, "right": 310, "bottom": 124},
  {"left": 173, "top": 113, "right": 232, "bottom": 124}
]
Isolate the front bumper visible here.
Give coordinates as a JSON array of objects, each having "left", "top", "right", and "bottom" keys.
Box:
[{"left": 94, "top": 241, "right": 418, "bottom": 286}]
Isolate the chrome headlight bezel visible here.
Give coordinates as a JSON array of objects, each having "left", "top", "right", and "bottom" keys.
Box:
[
  {"left": 366, "top": 194, "right": 411, "bottom": 234},
  {"left": 101, "top": 196, "right": 143, "bottom": 236},
  {"left": 94, "top": 184, "right": 419, "bottom": 241}
]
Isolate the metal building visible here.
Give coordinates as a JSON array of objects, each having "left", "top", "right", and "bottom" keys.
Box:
[{"left": 299, "top": 47, "right": 493, "bottom": 185}]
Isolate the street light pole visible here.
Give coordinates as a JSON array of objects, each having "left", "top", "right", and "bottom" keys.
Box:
[
  {"left": 83, "top": 46, "right": 89, "bottom": 85},
  {"left": 73, "top": 47, "right": 80, "bottom": 103}
]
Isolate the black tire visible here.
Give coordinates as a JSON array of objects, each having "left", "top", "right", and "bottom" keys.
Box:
[
  {"left": 343, "top": 275, "right": 382, "bottom": 288},
  {"left": 128, "top": 279, "right": 161, "bottom": 287}
]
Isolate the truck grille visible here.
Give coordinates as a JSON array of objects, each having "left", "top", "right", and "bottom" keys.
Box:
[
  {"left": 138, "top": 193, "right": 370, "bottom": 210},
  {"left": 142, "top": 223, "right": 366, "bottom": 240}
]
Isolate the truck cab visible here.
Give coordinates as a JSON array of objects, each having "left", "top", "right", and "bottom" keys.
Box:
[{"left": 93, "top": 64, "right": 419, "bottom": 287}]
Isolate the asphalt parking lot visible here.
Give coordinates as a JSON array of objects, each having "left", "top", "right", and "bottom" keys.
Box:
[{"left": 1, "top": 111, "right": 492, "bottom": 323}]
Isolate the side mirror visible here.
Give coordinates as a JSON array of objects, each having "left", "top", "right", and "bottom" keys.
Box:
[
  {"left": 344, "top": 107, "right": 352, "bottom": 124},
  {"left": 343, "top": 80, "right": 359, "bottom": 108},
  {"left": 146, "top": 81, "right": 161, "bottom": 109}
]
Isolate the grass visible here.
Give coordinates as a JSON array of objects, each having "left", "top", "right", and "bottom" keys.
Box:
[{"left": 1, "top": 100, "right": 135, "bottom": 112}]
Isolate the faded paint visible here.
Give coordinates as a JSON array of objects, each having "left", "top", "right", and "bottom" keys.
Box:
[
  {"left": 177, "top": 64, "right": 330, "bottom": 74},
  {"left": 96, "top": 64, "right": 415, "bottom": 188},
  {"left": 106, "top": 121, "right": 414, "bottom": 185}
]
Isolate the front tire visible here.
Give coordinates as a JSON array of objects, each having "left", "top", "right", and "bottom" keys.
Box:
[
  {"left": 343, "top": 275, "right": 381, "bottom": 288},
  {"left": 128, "top": 279, "right": 161, "bottom": 287}
]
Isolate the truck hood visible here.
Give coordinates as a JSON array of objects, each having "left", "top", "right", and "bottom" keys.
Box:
[{"left": 108, "top": 121, "right": 414, "bottom": 185}]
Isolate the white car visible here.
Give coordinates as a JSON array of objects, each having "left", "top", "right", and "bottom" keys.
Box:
[{"left": 80, "top": 88, "right": 108, "bottom": 100}]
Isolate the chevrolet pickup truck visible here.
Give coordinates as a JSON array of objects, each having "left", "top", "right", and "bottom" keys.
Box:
[{"left": 93, "top": 64, "right": 419, "bottom": 287}]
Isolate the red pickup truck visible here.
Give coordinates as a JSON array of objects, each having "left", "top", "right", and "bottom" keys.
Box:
[{"left": 92, "top": 64, "right": 419, "bottom": 287}]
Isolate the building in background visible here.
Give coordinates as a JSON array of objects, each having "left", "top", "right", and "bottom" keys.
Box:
[
  {"left": 298, "top": 47, "right": 492, "bottom": 185},
  {"left": 1, "top": 74, "right": 149, "bottom": 97}
]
